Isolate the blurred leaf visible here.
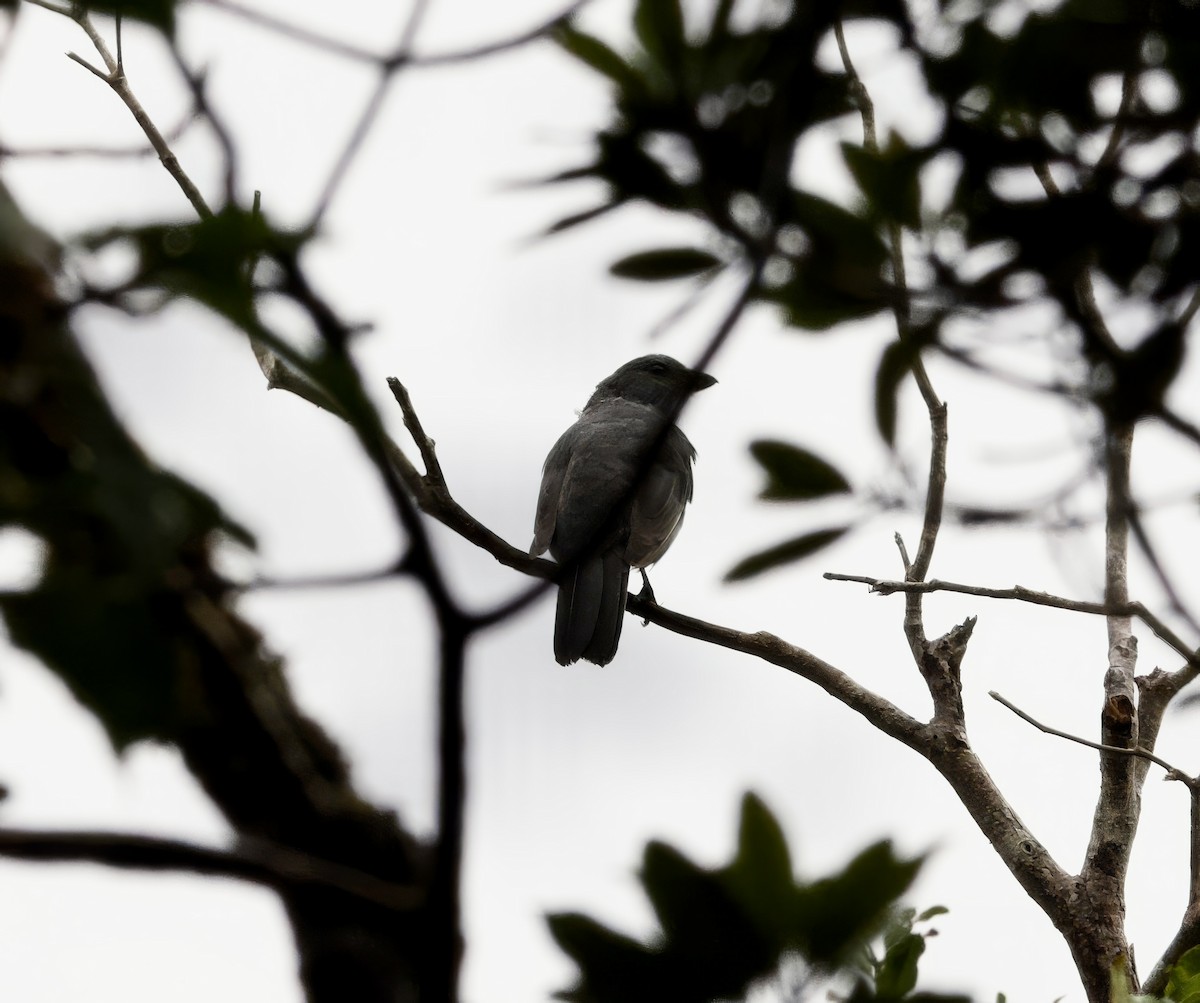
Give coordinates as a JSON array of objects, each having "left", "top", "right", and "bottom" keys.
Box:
[
  {"left": 547, "top": 913, "right": 659, "bottom": 1003},
  {"left": 1166, "top": 946, "right": 1200, "bottom": 1003},
  {"left": 721, "top": 793, "right": 796, "bottom": 949},
  {"left": 78, "top": 0, "right": 176, "bottom": 34},
  {"left": 874, "top": 929, "right": 925, "bottom": 998},
  {"left": 83, "top": 206, "right": 307, "bottom": 332},
  {"left": 750, "top": 440, "right": 851, "bottom": 501},
  {"left": 551, "top": 794, "right": 940, "bottom": 1003},
  {"left": 610, "top": 247, "right": 721, "bottom": 281},
  {"left": 874, "top": 340, "right": 918, "bottom": 446},
  {"left": 543, "top": 204, "right": 617, "bottom": 236},
  {"left": 797, "top": 842, "right": 924, "bottom": 968},
  {"left": 632, "top": 0, "right": 685, "bottom": 74},
  {"left": 842, "top": 133, "right": 929, "bottom": 230},
  {"left": 726, "top": 526, "right": 849, "bottom": 581},
  {"left": 641, "top": 841, "right": 776, "bottom": 999},
  {"left": 554, "top": 24, "right": 640, "bottom": 92}
]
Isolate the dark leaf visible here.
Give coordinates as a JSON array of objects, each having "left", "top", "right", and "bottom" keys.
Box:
[
  {"left": 633, "top": 0, "right": 685, "bottom": 73},
  {"left": 83, "top": 206, "right": 307, "bottom": 332},
  {"left": 874, "top": 340, "right": 918, "bottom": 446},
  {"left": 546, "top": 913, "right": 660, "bottom": 1003},
  {"left": 797, "top": 842, "right": 923, "bottom": 968},
  {"left": 610, "top": 247, "right": 722, "bottom": 281},
  {"left": 640, "top": 841, "right": 776, "bottom": 999},
  {"left": 874, "top": 931, "right": 925, "bottom": 998},
  {"left": 79, "top": 0, "right": 176, "bottom": 34},
  {"left": 750, "top": 440, "right": 851, "bottom": 501},
  {"left": 725, "top": 526, "right": 850, "bottom": 581},
  {"left": 721, "top": 793, "right": 797, "bottom": 951},
  {"left": 544, "top": 203, "right": 619, "bottom": 236},
  {"left": 841, "top": 133, "right": 928, "bottom": 231},
  {"left": 555, "top": 24, "right": 640, "bottom": 92}
]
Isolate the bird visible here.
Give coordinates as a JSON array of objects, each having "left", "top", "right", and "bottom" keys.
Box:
[{"left": 530, "top": 354, "right": 716, "bottom": 665}]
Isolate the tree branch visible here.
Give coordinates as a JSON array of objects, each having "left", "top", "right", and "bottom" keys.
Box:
[
  {"left": 0, "top": 828, "right": 423, "bottom": 910},
  {"left": 989, "top": 691, "right": 1195, "bottom": 787},
  {"left": 307, "top": 0, "right": 432, "bottom": 227},
  {"left": 822, "top": 573, "right": 1200, "bottom": 673},
  {"left": 54, "top": 5, "right": 213, "bottom": 217}
]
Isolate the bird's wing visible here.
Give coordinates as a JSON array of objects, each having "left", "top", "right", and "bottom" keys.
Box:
[
  {"left": 546, "top": 400, "right": 665, "bottom": 560},
  {"left": 530, "top": 429, "right": 574, "bottom": 557},
  {"left": 626, "top": 427, "right": 696, "bottom": 567}
]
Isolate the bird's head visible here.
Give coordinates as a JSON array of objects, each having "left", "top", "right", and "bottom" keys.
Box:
[{"left": 590, "top": 354, "right": 717, "bottom": 411}]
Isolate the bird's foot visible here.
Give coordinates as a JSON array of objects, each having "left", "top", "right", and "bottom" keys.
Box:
[{"left": 635, "top": 569, "right": 656, "bottom": 624}]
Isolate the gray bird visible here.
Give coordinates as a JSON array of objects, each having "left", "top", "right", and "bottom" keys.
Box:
[{"left": 531, "top": 355, "right": 716, "bottom": 665}]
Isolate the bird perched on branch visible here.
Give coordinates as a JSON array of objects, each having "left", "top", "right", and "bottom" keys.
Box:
[{"left": 531, "top": 355, "right": 716, "bottom": 665}]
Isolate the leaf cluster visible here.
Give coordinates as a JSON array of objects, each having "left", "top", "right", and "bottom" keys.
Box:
[
  {"left": 550, "top": 0, "right": 1200, "bottom": 578},
  {"left": 548, "top": 793, "right": 962, "bottom": 1003}
]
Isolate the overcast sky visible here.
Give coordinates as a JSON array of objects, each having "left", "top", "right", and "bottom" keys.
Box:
[{"left": 1, "top": 1, "right": 1199, "bottom": 1001}]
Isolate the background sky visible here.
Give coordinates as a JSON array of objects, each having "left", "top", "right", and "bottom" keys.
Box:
[{"left": 1, "top": 1, "right": 1199, "bottom": 1001}]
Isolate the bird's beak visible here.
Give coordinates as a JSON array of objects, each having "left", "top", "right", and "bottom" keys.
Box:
[{"left": 692, "top": 371, "right": 717, "bottom": 391}]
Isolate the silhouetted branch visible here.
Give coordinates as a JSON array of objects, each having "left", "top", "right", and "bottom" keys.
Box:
[
  {"left": 194, "top": 0, "right": 593, "bottom": 69},
  {"left": 307, "top": 0, "right": 432, "bottom": 226},
  {"left": 823, "top": 572, "right": 1199, "bottom": 672},
  {"left": 0, "top": 828, "right": 423, "bottom": 909}
]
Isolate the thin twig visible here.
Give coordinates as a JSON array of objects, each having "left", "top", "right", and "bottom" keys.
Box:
[
  {"left": 989, "top": 691, "right": 1194, "bottom": 787},
  {"left": 193, "top": 0, "right": 593, "bottom": 68},
  {"left": 307, "top": 0, "right": 433, "bottom": 227},
  {"left": 822, "top": 572, "right": 1199, "bottom": 670},
  {"left": 164, "top": 44, "right": 239, "bottom": 204},
  {"left": 1128, "top": 505, "right": 1200, "bottom": 640},
  {"left": 56, "top": 5, "right": 213, "bottom": 217},
  {"left": 0, "top": 112, "right": 197, "bottom": 159},
  {"left": 834, "top": 20, "right": 947, "bottom": 677},
  {"left": 387, "top": 377, "right": 445, "bottom": 484},
  {"left": 1096, "top": 70, "right": 1139, "bottom": 172}
]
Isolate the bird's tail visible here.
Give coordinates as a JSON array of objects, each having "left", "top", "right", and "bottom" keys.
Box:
[{"left": 554, "top": 550, "right": 630, "bottom": 666}]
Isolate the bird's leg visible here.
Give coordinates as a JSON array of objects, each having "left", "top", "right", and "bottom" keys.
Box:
[{"left": 635, "top": 568, "right": 656, "bottom": 624}]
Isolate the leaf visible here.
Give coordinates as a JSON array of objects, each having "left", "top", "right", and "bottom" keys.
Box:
[
  {"left": 78, "top": 0, "right": 177, "bottom": 34},
  {"left": 633, "top": 0, "right": 685, "bottom": 72},
  {"left": 82, "top": 207, "right": 308, "bottom": 333},
  {"left": 841, "top": 132, "right": 928, "bottom": 230},
  {"left": 750, "top": 440, "right": 851, "bottom": 501},
  {"left": 797, "top": 841, "right": 924, "bottom": 968},
  {"left": 721, "top": 793, "right": 796, "bottom": 948},
  {"left": 1166, "top": 945, "right": 1200, "bottom": 1003},
  {"left": 610, "top": 247, "right": 722, "bottom": 281},
  {"left": 546, "top": 913, "right": 659, "bottom": 1003},
  {"left": 874, "top": 340, "right": 918, "bottom": 446},
  {"left": 640, "top": 841, "right": 775, "bottom": 998},
  {"left": 916, "top": 905, "right": 949, "bottom": 922},
  {"left": 874, "top": 931, "right": 925, "bottom": 998},
  {"left": 544, "top": 204, "right": 618, "bottom": 236},
  {"left": 725, "top": 526, "right": 850, "bottom": 581},
  {"left": 554, "top": 24, "right": 639, "bottom": 91}
]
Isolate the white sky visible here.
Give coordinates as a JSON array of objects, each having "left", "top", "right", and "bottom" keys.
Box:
[{"left": 1, "top": 1, "right": 1199, "bottom": 1001}]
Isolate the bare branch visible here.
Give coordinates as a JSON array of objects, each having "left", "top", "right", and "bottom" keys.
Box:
[
  {"left": 388, "top": 377, "right": 445, "bottom": 485},
  {"left": 307, "top": 0, "right": 433, "bottom": 227},
  {"left": 54, "top": 5, "right": 213, "bottom": 217},
  {"left": 833, "top": 21, "right": 946, "bottom": 674},
  {"left": 193, "top": 0, "right": 593, "bottom": 69},
  {"left": 989, "top": 691, "right": 1195, "bottom": 787},
  {"left": 0, "top": 108, "right": 198, "bottom": 159},
  {"left": 823, "top": 572, "right": 1199, "bottom": 672}
]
